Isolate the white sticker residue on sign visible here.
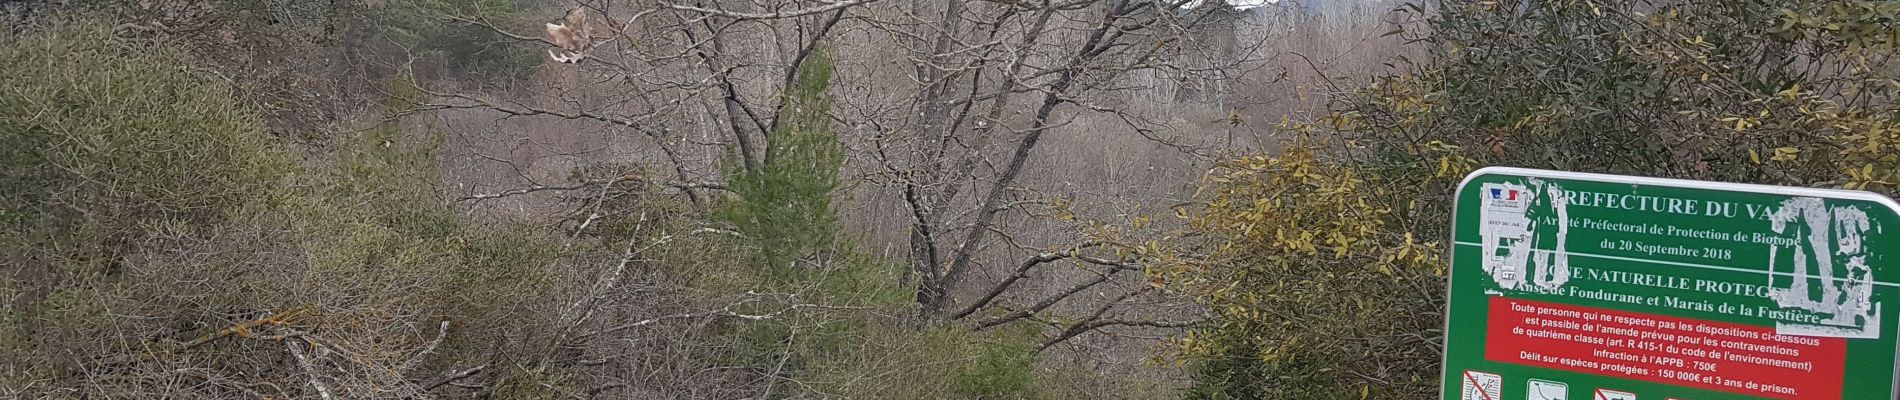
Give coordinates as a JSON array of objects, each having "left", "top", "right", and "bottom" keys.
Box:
[
  {"left": 1767, "top": 197, "right": 1882, "bottom": 338},
  {"left": 1477, "top": 180, "right": 1571, "bottom": 292}
]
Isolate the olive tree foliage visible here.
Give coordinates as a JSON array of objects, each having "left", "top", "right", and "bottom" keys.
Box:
[{"left": 1168, "top": 0, "right": 1899, "bottom": 398}]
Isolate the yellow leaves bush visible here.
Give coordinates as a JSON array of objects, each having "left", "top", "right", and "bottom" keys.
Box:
[
  {"left": 1195, "top": 147, "right": 1390, "bottom": 261},
  {"left": 1174, "top": 139, "right": 1445, "bottom": 398}
]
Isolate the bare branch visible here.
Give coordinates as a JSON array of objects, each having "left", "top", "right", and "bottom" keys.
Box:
[
  {"left": 665, "top": 0, "right": 883, "bottom": 20},
  {"left": 973, "top": 256, "right": 1138, "bottom": 330},
  {"left": 398, "top": 321, "right": 450, "bottom": 375},
  {"left": 949, "top": 249, "right": 1081, "bottom": 320},
  {"left": 1039, "top": 318, "right": 1198, "bottom": 351},
  {"left": 285, "top": 339, "right": 335, "bottom": 400},
  {"left": 764, "top": 7, "right": 851, "bottom": 148},
  {"left": 458, "top": 176, "right": 729, "bottom": 201},
  {"left": 421, "top": 365, "right": 486, "bottom": 391},
  {"left": 941, "top": 4, "right": 1127, "bottom": 299}
]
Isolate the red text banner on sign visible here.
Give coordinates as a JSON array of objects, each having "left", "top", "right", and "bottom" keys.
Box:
[{"left": 1483, "top": 297, "right": 1846, "bottom": 399}]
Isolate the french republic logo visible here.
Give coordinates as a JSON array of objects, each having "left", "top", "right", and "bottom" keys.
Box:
[{"left": 1481, "top": 183, "right": 1532, "bottom": 212}]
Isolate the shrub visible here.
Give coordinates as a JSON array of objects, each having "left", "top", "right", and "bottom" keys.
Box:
[
  {"left": 0, "top": 22, "right": 579, "bottom": 394},
  {"left": 950, "top": 324, "right": 1042, "bottom": 399},
  {"left": 0, "top": 21, "right": 294, "bottom": 262},
  {"left": 1175, "top": 143, "right": 1443, "bottom": 399},
  {"left": 722, "top": 46, "right": 845, "bottom": 276},
  {"left": 0, "top": 21, "right": 294, "bottom": 374}
]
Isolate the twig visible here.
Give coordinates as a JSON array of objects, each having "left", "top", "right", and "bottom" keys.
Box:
[
  {"left": 286, "top": 339, "right": 335, "bottom": 400},
  {"left": 1038, "top": 318, "right": 1198, "bottom": 351},
  {"left": 757, "top": 330, "right": 797, "bottom": 399},
  {"left": 665, "top": 0, "right": 882, "bottom": 20},
  {"left": 947, "top": 250, "right": 1077, "bottom": 320},
  {"left": 399, "top": 321, "right": 451, "bottom": 375},
  {"left": 422, "top": 365, "right": 487, "bottom": 391},
  {"left": 576, "top": 310, "right": 719, "bottom": 339},
  {"left": 459, "top": 177, "right": 630, "bottom": 201},
  {"left": 973, "top": 258, "right": 1138, "bottom": 330},
  {"left": 1036, "top": 286, "right": 1155, "bottom": 350},
  {"left": 458, "top": 177, "right": 728, "bottom": 201}
]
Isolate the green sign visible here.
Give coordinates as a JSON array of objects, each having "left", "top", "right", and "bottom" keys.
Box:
[{"left": 1441, "top": 168, "right": 1900, "bottom": 400}]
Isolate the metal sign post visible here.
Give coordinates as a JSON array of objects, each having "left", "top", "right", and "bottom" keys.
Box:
[{"left": 1441, "top": 167, "right": 1900, "bottom": 400}]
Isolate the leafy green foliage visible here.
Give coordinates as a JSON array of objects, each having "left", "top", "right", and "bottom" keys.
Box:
[
  {"left": 950, "top": 324, "right": 1042, "bottom": 399},
  {"left": 1387, "top": 0, "right": 1899, "bottom": 191},
  {"left": 0, "top": 13, "right": 1140, "bottom": 399},
  {"left": 692, "top": 46, "right": 1059, "bottom": 399},
  {"left": 706, "top": 46, "right": 932, "bottom": 392},
  {"left": 723, "top": 46, "right": 846, "bottom": 276}
]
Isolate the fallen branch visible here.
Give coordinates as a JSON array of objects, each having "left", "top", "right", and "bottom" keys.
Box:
[
  {"left": 286, "top": 338, "right": 335, "bottom": 400},
  {"left": 175, "top": 306, "right": 314, "bottom": 350}
]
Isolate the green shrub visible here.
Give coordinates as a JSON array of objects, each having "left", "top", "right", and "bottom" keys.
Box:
[
  {"left": 0, "top": 22, "right": 294, "bottom": 369},
  {"left": 0, "top": 22, "right": 576, "bottom": 392},
  {"left": 722, "top": 46, "right": 845, "bottom": 276},
  {"left": 0, "top": 18, "right": 298, "bottom": 386},
  {"left": 1173, "top": 145, "right": 1444, "bottom": 399},
  {"left": 951, "top": 325, "right": 1042, "bottom": 399},
  {"left": 784, "top": 322, "right": 1054, "bottom": 400},
  {"left": 0, "top": 22, "right": 294, "bottom": 260}
]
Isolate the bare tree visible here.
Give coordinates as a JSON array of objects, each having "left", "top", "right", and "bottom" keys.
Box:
[{"left": 845, "top": 0, "right": 1260, "bottom": 333}]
